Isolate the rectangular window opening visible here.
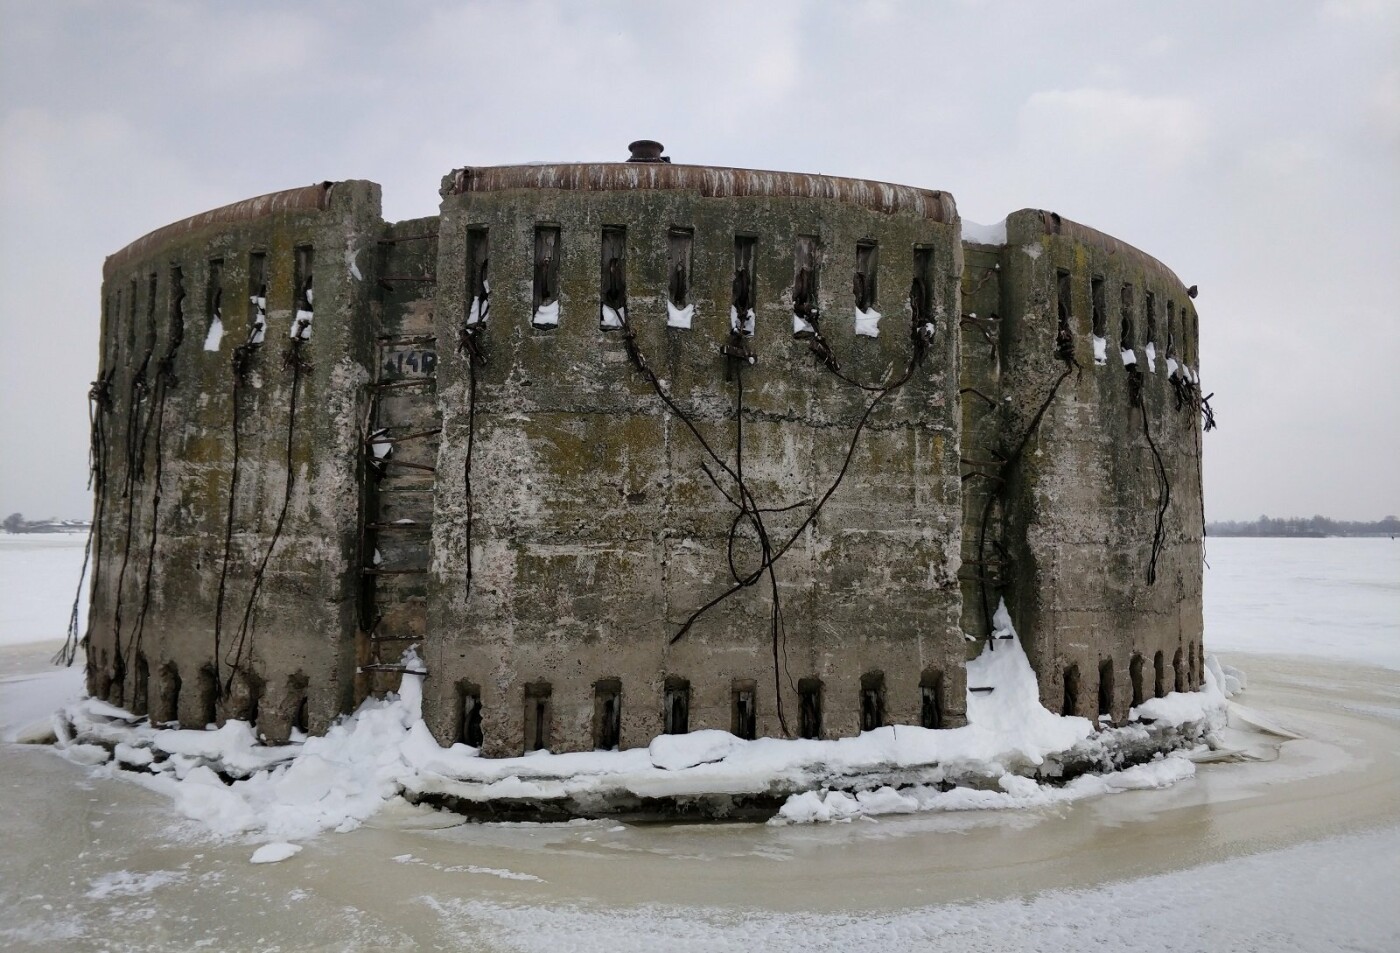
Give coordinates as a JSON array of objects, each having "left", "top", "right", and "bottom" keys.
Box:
[
  {"left": 466, "top": 227, "right": 490, "bottom": 326},
  {"left": 854, "top": 240, "right": 879, "bottom": 311},
  {"left": 1145, "top": 291, "right": 1158, "bottom": 346},
  {"left": 1091, "top": 276, "right": 1107, "bottom": 339},
  {"left": 1119, "top": 283, "right": 1135, "bottom": 349},
  {"left": 920, "top": 669, "right": 944, "bottom": 729},
  {"left": 1055, "top": 270, "right": 1073, "bottom": 359},
  {"left": 205, "top": 259, "right": 224, "bottom": 351},
  {"left": 911, "top": 246, "right": 935, "bottom": 329},
  {"left": 456, "top": 680, "right": 483, "bottom": 748},
  {"left": 593, "top": 678, "right": 622, "bottom": 751},
  {"left": 1062, "top": 664, "right": 1080, "bottom": 717},
  {"left": 1165, "top": 299, "right": 1177, "bottom": 359},
  {"left": 133, "top": 653, "right": 150, "bottom": 716},
  {"left": 797, "top": 677, "right": 823, "bottom": 739},
  {"left": 159, "top": 662, "right": 181, "bottom": 726},
  {"left": 859, "top": 671, "right": 886, "bottom": 732},
  {"left": 1129, "top": 654, "right": 1145, "bottom": 708},
  {"left": 731, "top": 235, "right": 757, "bottom": 336},
  {"left": 292, "top": 246, "right": 314, "bottom": 341},
  {"left": 524, "top": 682, "right": 552, "bottom": 752},
  {"left": 732, "top": 678, "right": 757, "bottom": 740},
  {"left": 1097, "top": 659, "right": 1115, "bottom": 718},
  {"left": 1173, "top": 648, "right": 1186, "bottom": 694},
  {"left": 247, "top": 252, "right": 268, "bottom": 345},
  {"left": 532, "top": 225, "right": 561, "bottom": 328},
  {"left": 1153, "top": 651, "right": 1166, "bottom": 699},
  {"left": 663, "top": 676, "right": 690, "bottom": 735},
  {"left": 145, "top": 272, "right": 159, "bottom": 347},
  {"left": 599, "top": 226, "right": 627, "bottom": 329},
  {"left": 198, "top": 666, "right": 218, "bottom": 727},
  {"left": 792, "top": 235, "right": 819, "bottom": 337}
]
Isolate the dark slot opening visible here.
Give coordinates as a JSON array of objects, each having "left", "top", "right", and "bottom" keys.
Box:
[
  {"left": 198, "top": 666, "right": 218, "bottom": 726},
  {"left": 797, "top": 677, "right": 823, "bottom": 739},
  {"left": 1130, "top": 654, "right": 1145, "bottom": 707},
  {"left": 792, "top": 235, "right": 819, "bottom": 336},
  {"left": 133, "top": 653, "right": 150, "bottom": 716},
  {"left": 859, "top": 670, "right": 886, "bottom": 732},
  {"left": 667, "top": 228, "right": 693, "bottom": 309},
  {"left": 207, "top": 259, "right": 224, "bottom": 335},
  {"left": 466, "top": 227, "right": 489, "bottom": 325},
  {"left": 1119, "top": 283, "right": 1135, "bottom": 349},
  {"left": 731, "top": 236, "right": 757, "bottom": 335},
  {"left": 600, "top": 226, "right": 627, "bottom": 328},
  {"left": 1091, "top": 276, "right": 1107, "bottom": 338},
  {"left": 1055, "top": 270, "right": 1073, "bottom": 358},
  {"left": 169, "top": 264, "right": 186, "bottom": 357},
  {"left": 854, "top": 240, "right": 879, "bottom": 311},
  {"left": 732, "top": 679, "right": 757, "bottom": 740},
  {"left": 160, "top": 662, "right": 181, "bottom": 725},
  {"left": 524, "top": 681, "right": 552, "bottom": 752},
  {"left": 1145, "top": 291, "right": 1158, "bottom": 346},
  {"left": 1166, "top": 299, "right": 1178, "bottom": 360},
  {"left": 109, "top": 653, "right": 125, "bottom": 706},
  {"left": 663, "top": 675, "right": 690, "bottom": 735},
  {"left": 1098, "top": 659, "right": 1115, "bottom": 718},
  {"left": 125, "top": 281, "right": 137, "bottom": 354},
  {"left": 1154, "top": 651, "right": 1166, "bottom": 698},
  {"left": 248, "top": 252, "right": 268, "bottom": 344},
  {"left": 1173, "top": 648, "right": 1186, "bottom": 693},
  {"left": 911, "top": 246, "right": 934, "bottom": 329},
  {"left": 594, "top": 678, "right": 622, "bottom": 750},
  {"left": 287, "top": 674, "right": 309, "bottom": 734},
  {"left": 456, "top": 680, "right": 484, "bottom": 747},
  {"left": 1062, "top": 664, "right": 1080, "bottom": 717},
  {"left": 532, "top": 226, "right": 561, "bottom": 326},
  {"left": 920, "top": 668, "right": 944, "bottom": 729},
  {"left": 292, "top": 246, "right": 314, "bottom": 340}
]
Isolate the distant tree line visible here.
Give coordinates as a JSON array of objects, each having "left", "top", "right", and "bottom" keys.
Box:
[
  {"left": 1207, "top": 515, "right": 1400, "bottom": 537},
  {"left": 1, "top": 512, "right": 91, "bottom": 534}
]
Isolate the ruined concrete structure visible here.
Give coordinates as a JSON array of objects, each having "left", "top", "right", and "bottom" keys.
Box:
[{"left": 83, "top": 143, "right": 1208, "bottom": 756}]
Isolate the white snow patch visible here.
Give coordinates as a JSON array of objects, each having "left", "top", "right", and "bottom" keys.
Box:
[
  {"left": 792, "top": 313, "right": 814, "bottom": 336},
  {"left": 250, "top": 842, "right": 302, "bottom": 865},
  {"left": 600, "top": 304, "right": 625, "bottom": 329},
  {"left": 729, "top": 305, "right": 755, "bottom": 336},
  {"left": 666, "top": 301, "right": 693, "bottom": 329},
  {"left": 290, "top": 308, "right": 314, "bottom": 341},
  {"left": 1144, "top": 341, "right": 1157, "bottom": 372},
  {"left": 533, "top": 300, "right": 560, "bottom": 327},
  {"left": 203, "top": 316, "right": 224, "bottom": 352},
  {"left": 1120, "top": 347, "right": 1137, "bottom": 366},
  {"left": 466, "top": 295, "right": 488, "bottom": 326},
  {"left": 1166, "top": 356, "right": 1179, "bottom": 377},
  {"left": 962, "top": 218, "right": 1007, "bottom": 245},
  {"left": 1092, "top": 335, "right": 1108, "bottom": 365},
  {"left": 57, "top": 615, "right": 1225, "bottom": 840},
  {"left": 855, "top": 307, "right": 882, "bottom": 338}
]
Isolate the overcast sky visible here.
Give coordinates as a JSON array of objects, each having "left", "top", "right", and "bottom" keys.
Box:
[{"left": 1, "top": 0, "right": 1396, "bottom": 522}]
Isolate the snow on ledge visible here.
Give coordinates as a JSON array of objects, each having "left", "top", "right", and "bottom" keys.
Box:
[{"left": 54, "top": 615, "right": 1232, "bottom": 842}]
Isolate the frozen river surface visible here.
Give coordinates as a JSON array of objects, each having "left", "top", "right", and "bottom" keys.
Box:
[{"left": 1, "top": 536, "right": 1397, "bottom": 951}]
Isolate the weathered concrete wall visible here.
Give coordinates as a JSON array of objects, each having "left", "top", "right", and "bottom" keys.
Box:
[
  {"left": 86, "top": 162, "right": 1207, "bottom": 759},
  {"left": 986, "top": 210, "right": 1204, "bottom": 721},
  {"left": 88, "top": 182, "right": 383, "bottom": 741},
  {"left": 425, "top": 165, "right": 966, "bottom": 755}
]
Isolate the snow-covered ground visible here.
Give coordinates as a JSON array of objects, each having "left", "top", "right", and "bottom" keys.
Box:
[
  {"left": 1, "top": 535, "right": 1398, "bottom": 951},
  {"left": 0, "top": 532, "right": 88, "bottom": 648}
]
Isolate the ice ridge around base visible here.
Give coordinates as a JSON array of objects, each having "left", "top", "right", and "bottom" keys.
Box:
[{"left": 53, "top": 611, "right": 1231, "bottom": 844}]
